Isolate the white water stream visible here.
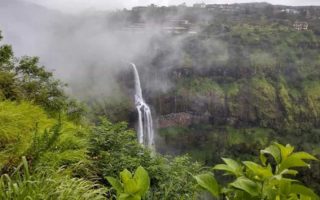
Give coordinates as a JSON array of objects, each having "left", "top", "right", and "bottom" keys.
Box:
[{"left": 131, "top": 63, "right": 154, "bottom": 149}]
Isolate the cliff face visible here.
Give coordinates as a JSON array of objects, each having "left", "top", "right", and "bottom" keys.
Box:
[
  {"left": 145, "top": 25, "right": 320, "bottom": 131},
  {"left": 158, "top": 112, "right": 210, "bottom": 128},
  {"left": 91, "top": 6, "right": 320, "bottom": 192},
  {"left": 153, "top": 77, "right": 320, "bottom": 131},
  {"left": 97, "top": 4, "right": 320, "bottom": 169}
]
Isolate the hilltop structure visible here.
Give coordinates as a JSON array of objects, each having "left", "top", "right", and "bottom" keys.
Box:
[{"left": 293, "top": 21, "right": 309, "bottom": 31}]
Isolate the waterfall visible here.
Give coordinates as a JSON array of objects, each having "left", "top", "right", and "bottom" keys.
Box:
[{"left": 131, "top": 63, "right": 154, "bottom": 149}]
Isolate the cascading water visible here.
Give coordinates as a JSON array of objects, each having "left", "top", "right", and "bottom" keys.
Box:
[{"left": 131, "top": 63, "right": 154, "bottom": 149}]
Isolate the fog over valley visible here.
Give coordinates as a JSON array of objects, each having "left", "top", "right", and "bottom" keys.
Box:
[{"left": 1, "top": 0, "right": 320, "bottom": 198}]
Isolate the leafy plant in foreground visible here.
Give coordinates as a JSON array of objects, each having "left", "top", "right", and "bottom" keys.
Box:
[
  {"left": 106, "top": 166, "right": 150, "bottom": 200},
  {"left": 0, "top": 157, "right": 107, "bottom": 200},
  {"left": 194, "top": 143, "right": 319, "bottom": 199}
]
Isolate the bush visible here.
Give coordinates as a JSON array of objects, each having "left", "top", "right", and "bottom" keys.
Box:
[
  {"left": 194, "top": 143, "right": 319, "bottom": 199},
  {"left": 106, "top": 166, "right": 150, "bottom": 200},
  {"left": 89, "top": 119, "right": 204, "bottom": 199}
]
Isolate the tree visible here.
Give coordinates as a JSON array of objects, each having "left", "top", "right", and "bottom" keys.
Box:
[{"left": 0, "top": 31, "right": 85, "bottom": 119}]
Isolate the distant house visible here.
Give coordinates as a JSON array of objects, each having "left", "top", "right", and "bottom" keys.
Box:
[
  {"left": 167, "top": 19, "right": 190, "bottom": 26},
  {"left": 205, "top": 4, "right": 219, "bottom": 11},
  {"left": 178, "top": 2, "right": 187, "bottom": 8},
  {"left": 149, "top": 4, "right": 157, "bottom": 8},
  {"left": 162, "top": 19, "right": 190, "bottom": 34},
  {"left": 293, "top": 21, "right": 308, "bottom": 31},
  {"left": 193, "top": 3, "right": 206, "bottom": 8},
  {"left": 162, "top": 19, "right": 197, "bottom": 34},
  {"left": 123, "top": 23, "right": 146, "bottom": 32},
  {"left": 281, "top": 8, "right": 299, "bottom": 14},
  {"left": 132, "top": 6, "right": 147, "bottom": 12},
  {"left": 206, "top": 4, "right": 234, "bottom": 12}
]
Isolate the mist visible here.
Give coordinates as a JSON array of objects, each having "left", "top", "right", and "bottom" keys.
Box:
[
  {"left": 1, "top": 0, "right": 317, "bottom": 104},
  {"left": 24, "top": 0, "right": 320, "bottom": 13},
  {"left": 0, "top": 0, "right": 178, "bottom": 101}
]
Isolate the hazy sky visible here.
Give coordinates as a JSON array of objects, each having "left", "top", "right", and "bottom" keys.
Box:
[{"left": 25, "top": 0, "right": 320, "bottom": 13}]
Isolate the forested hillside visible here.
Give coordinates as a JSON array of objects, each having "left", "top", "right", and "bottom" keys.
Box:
[
  {"left": 96, "top": 3, "right": 320, "bottom": 193},
  {"left": 0, "top": 2, "right": 320, "bottom": 199},
  {"left": 0, "top": 30, "right": 206, "bottom": 199}
]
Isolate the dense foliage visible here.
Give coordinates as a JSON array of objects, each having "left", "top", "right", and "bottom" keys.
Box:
[
  {"left": 1, "top": 3, "right": 320, "bottom": 199},
  {"left": 0, "top": 157, "right": 107, "bottom": 200},
  {"left": 0, "top": 31, "right": 206, "bottom": 199},
  {"left": 110, "top": 5, "right": 320, "bottom": 193},
  {"left": 195, "top": 143, "right": 319, "bottom": 199},
  {"left": 106, "top": 166, "right": 150, "bottom": 200},
  {"left": 0, "top": 32, "right": 85, "bottom": 120},
  {"left": 89, "top": 119, "right": 203, "bottom": 199},
  {"left": 102, "top": 6, "right": 320, "bottom": 172}
]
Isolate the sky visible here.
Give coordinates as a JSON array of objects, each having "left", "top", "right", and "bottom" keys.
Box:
[{"left": 25, "top": 0, "right": 320, "bottom": 13}]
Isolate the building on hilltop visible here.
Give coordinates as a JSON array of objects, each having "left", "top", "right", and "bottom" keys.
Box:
[
  {"left": 193, "top": 3, "right": 206, "bottom": 8},
  {"left": 281, "top": 8, "right": 299, "bottom": 14},
  {"left": 293, "top": 21, "right": 308, "bottom": 31},
  {"left": 132, "top": 6, "right": 147, "bottom": 12},
  {"left": 162, "top": 19, "right": 192, "bottom": 34},
  {"left": 205, "top": 4, "right": 236, "bottom": 12},
  {"left": 178, "top": 2, "right": 187, "bottom": 7},
  {"left": 167, "top": 19, "right": 190, "bottom": 26},
  {"left": 121, "top": 19, "right": 197, "bottom": 35}
]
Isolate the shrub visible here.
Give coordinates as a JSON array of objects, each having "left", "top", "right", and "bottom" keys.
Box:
[
  {"left": 106, "top": 166, "right": 150, "bottom": 200},
  {"left": 89, "top": 119, "right": 204, "bottom": 199},
  {"left": 194, "top": 143, "right": 319, "bottom": 199}
]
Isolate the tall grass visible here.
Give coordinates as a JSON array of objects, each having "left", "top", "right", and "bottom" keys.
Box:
[
  {"left": 0, "top": 157, "right": 107, "bottom": 200},
  {"left": 0, "top": 101, "right": 55, "bottom": 169},
  {"left": 28, "top": 118, "right": 88, "bottom": 168},
  {"left": 0, "top": 101, "right": 90, "bottom": 174}
]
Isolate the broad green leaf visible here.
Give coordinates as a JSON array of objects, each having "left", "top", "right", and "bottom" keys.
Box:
[
  {"left": 123, "top": 179, "right": 140, "bottom": 194},
  {"left": 223, "top": 158, "right": 242, "bottom": 171},
  {"left": 291, "top": 152, "right": 318, "bottom": 160},
  {"left": 288, "top": 194, "right": 299, "bottom": 200},
  {"left": 260, "top": 144, "right": 281, "bottom": 165},
  {"left": 233, "top": 190, "right": 256, "bottom": 200},
  {"left": 262, "top": 182, "right": 278, "bottom": 199},
  {"left": 290, "top": 184, "right": 319, "bottom": 200},
  {"left": 221, "top": 187, "right": 233, "bottom": 194},
  {"left": 119, "top": 193, "right": 131, "bottom": 200},
  {"left": 214, "top": 158, "right": 243, "bottom": 177},
  {"left": 279, "top": 152, "right": 317, "bottom": 172},
  {"left": 214, "top": 164, "right": 234, "bottom": 175},
  {"left": 133, "top": 166, "right": 150, "bottom": 196},
  {"left": 300, "top": 195, "right": 312, "bottom": 200},
  {"left": 275, "top": 143, "right": 294, "bottom": 161},
  {"left": 194, "top": 173, "right": 219, "bottom": 197},
  {"left": 230, "top": 177, "right": 261, "bottom": 197},
  {"left": 280, "top": 169, "right": 299, "bottom": 176},
  {"left": 243, "top": 161, "right": 273, "bottom": 179},
  {"left": 279, "top": 179, "right": 292, "bottom": 196},
  {"left": 120, "top": 169, "right": 132, "bottom": 184},
  {"left": 119, "top": 193, "right": 141, "bottom": 200},
  {"left": 106, "top": 176, "right": 123, "bottom": 193}
]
